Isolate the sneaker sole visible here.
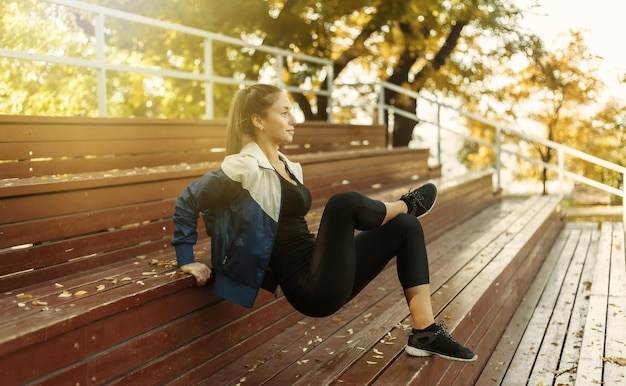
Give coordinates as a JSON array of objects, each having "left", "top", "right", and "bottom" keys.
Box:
[
  {"left": 405, "top": 345, "right": 478, "bottom": 362},
  {"left": 416, "top": 182, "right": 438, "bottom": 219}
]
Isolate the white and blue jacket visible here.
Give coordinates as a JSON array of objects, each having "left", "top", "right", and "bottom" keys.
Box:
[{"left": 171, "top": 142, "right": 304, "bottom": 308}]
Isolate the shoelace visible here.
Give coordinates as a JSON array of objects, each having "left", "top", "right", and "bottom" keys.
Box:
[
  {"left": 435, "top": 322, "right": 458, "bottom": 342},
  {"left": 409, "top": 189, "right": 429, "bottom": 211}
]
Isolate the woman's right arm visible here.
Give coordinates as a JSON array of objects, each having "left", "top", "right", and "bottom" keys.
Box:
[{"left": 171, "top": 167, "right": 243, "bottom": 279}]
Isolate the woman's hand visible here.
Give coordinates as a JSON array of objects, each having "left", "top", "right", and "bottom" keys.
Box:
[{"left": 180, "top": 262, "right": 212, "bottom": 286}]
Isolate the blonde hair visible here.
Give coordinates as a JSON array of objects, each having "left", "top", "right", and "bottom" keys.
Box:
[{"left": 226, "top": 84, "right": 283, "bottom": 155}]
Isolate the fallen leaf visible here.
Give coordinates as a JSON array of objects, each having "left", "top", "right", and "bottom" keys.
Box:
[
  {"left": 74, "top": 290, "right": 88, "bottom": 296},
  {"left": 602, "top": 356, "right": 626, "bottom": 366},
  {"left": 58, "top": 291, "right": 72, "bottom": 298},
  {"left": 17, "top": 302, "right": 26, "bottom": 307},
  {"left": 121, "top": 277, "right": 132, "bottom": 282},
  {"left": 54, "top": 283, "right": 64, "bottom": 288},
  {"left": 16, "top": 293, "right": 32, "bottom": 299},
  {"left": 96, "top": 285, "right": 105, "bottom": 291},
  {"left": 136, "top": 280, "right": 145, "bottom": 285},
  {"left": 366, "top": 361, "right": 378, "bottom": 365},
  {"left": 32, "top": 300, "right": 48, "bottom": 306}
]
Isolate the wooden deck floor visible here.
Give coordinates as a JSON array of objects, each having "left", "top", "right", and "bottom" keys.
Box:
[{"left": 479, "top": 221, "right": 626, "bottom": 385}]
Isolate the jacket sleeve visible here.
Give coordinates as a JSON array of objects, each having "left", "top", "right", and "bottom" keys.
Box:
[{"left": 171, "top": 168, "right": 240, "bottom": 266}]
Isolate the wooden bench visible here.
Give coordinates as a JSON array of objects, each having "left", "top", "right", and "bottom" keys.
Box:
[
  {"left": 478, "top": 221, "right": 626, "bottom": 385},
  {"left": 0, "top": 114, "right": 443, "bottom": 385},
  {"left": 0, "top": 114, "right": 566, "bottom": 385}
]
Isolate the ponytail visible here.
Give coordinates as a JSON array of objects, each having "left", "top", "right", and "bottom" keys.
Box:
[{"left": 225, "top": 84, "right": 283, "bottom": 155}]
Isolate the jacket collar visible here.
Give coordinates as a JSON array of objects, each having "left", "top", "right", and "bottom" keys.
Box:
[
  {"left": 240, "top": 142, "right": 303, "bottom": 183},
  {"left": 240, "top": 142, "right": 273, "bottom": 169}
]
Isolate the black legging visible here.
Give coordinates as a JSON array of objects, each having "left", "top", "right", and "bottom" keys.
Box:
[{"left": 280, "top": 191, "right": 430, "bottom": 317}]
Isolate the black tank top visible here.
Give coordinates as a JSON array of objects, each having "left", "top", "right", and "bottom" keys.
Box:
[{"left": 269, "top": 170, "right": 315, "bottom": 283}]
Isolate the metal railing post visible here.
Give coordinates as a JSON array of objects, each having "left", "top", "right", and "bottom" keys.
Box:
[
  {"left": 495, "top": 125, "right": 502, "bottom": 191},
  {"left": 436, "top": 103, "right": 442, "bottom": 167},
  {"left": 204, "top": 37, "right": 213, "bottom": 119},
  {"left": 277, "top": 54, "right": 285, "bottom": 88},
  {"left": 95, "top": 11, "right": 107, "bottom": 117},
  {"left": 558, "top": 148, "right": 565, "bottom": 195},
  {"left": 326, "top": 62, "right": 334, "bottom": 123},
  {"left": 623, "top": 172, "right": 626, "bottom": 224},
  {"left": 377, "top": 84, "right": 385, "bottom": 126}
]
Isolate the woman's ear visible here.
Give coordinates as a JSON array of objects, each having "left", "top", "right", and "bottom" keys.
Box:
[{"left": 251, "top": 114, "right": 264, "bottom": 131}]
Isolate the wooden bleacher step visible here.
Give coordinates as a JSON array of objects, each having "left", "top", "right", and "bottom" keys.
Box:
[{"left": 478, "top": 221, "right": 625, "bottom": 385}]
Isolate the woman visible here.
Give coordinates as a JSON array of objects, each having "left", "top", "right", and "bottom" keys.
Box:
[{"left": 171, "top": 84, "right": 476, "bottom": 362}]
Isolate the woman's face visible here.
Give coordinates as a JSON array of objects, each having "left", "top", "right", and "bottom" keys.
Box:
[{"left": 255, "top": 92, "right": 296, "bottom": 147}]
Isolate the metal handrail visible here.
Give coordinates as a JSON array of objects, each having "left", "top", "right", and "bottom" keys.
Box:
[
  {"left": 372, "top": 81, "right": 626, "bottom": 223},
  {"left": 2, "top": 0, "right": 334, "bottom": 119}
]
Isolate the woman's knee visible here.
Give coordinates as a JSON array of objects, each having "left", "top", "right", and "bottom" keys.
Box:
[
  {"left": 326, "top": 191, "right": 363, "bottom": 211},
  {"left": 393, "top": 213, "right": 425, "bottom": 238}
]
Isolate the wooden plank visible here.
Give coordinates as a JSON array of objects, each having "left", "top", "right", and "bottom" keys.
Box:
[
  {"left": 475, "top": 225, "right": 574, "bottom": 384},
  {"left": 1, "top": 152, "right": 224, "bottom": 179},
  {"left": 575, "top": 222, "right": 612, "bottom": 385},
  {"left": 0, "top": 285, "right": 219, "bottom": 385},
  {"left": 1, "top": 176, "right": 192, "bottom": 223},
  {"left": 553, "top": 224, "right": 599, "bottom": 385},
  {"left": 527, "top": 227, "right": 593, "bottom": 384},
  {"left": 0, "top": 137, "right": 225, "bottom": 160},
  {"left": 0, "top": 219, "right": 172, "bottom": 276},
  {"left": 501, "top": 225, "right": 583, "bottom": 383},
  {"left": 0, "top": 162, "right": 213, "bottom": 198},
  {"left": 40, "top": 294, "right": 292, "bottom": 385},
  {"left": 0, "top": 200, "right": 176, "bottom": 249},
  {"left": 603, "top": 222, "right": 626, "bottom": 385}
]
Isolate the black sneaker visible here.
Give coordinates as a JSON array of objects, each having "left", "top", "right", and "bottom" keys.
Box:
[
  {"left": 399, "top": 182, "right": 438, "bottom": 218},
  {"left": 405, "top": 322, "right": 477, "bottom": 362}
]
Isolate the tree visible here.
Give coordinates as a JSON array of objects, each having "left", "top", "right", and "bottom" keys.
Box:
[{"left": 459, "top": 31, "right": 608, "bottom": 195}]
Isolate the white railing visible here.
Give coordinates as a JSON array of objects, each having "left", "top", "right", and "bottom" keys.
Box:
[
  {"left": 0, "top": 0, "right": 333, "bottom": 119},
  {"left": 365, "top": 81, "right": 626, "bottom": 223}
]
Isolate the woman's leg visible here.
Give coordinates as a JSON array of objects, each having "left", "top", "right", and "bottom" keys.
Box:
[
  {"left": 292, "top": 191, "right": 388, "bottom": 316},
  {"left": 351, "top": 214, "right": 434, "bottom": 329},
  {"left": 288, "top": 191, "right": 434, "bottom": 320}
]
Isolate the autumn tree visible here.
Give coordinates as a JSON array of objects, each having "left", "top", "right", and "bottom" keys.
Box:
[{"left": 459, "top": 31, "right": 608, "bottom": 195}]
